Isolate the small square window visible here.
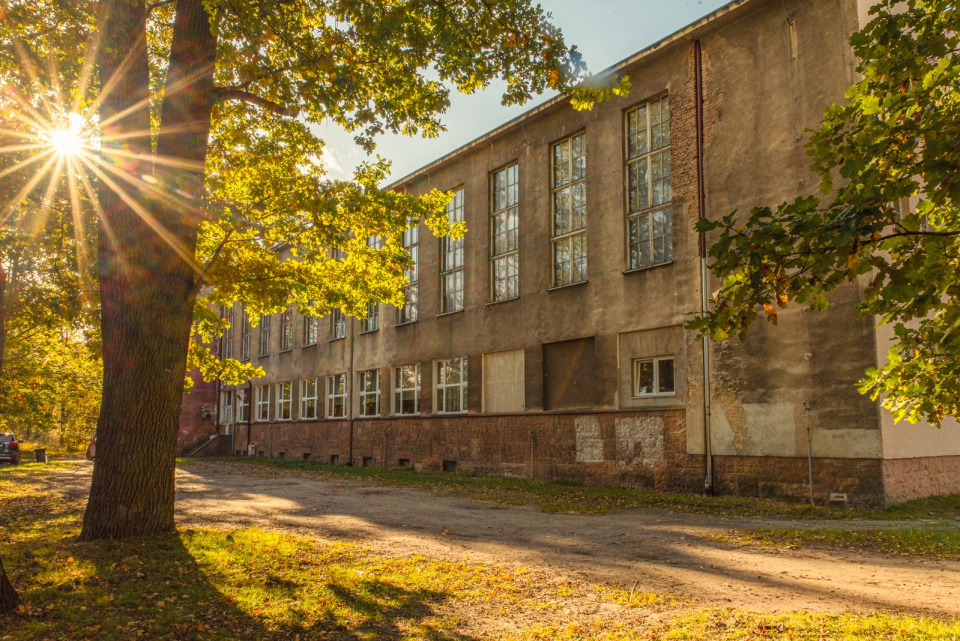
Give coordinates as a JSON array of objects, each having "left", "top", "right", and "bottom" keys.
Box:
[
  {"left": 632, "top": 357, "right": 676, "bottom": 397},
  {"left": 330, "top": 454, "right": 340, "bottom": 465},
  {"left": 362, "top": 456, "right": 374, "bottom": 468},
  {"left": 443, "top": 460, "right": 458, "bottom": 473}
]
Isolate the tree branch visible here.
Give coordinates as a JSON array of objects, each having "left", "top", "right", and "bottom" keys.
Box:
[
  {"left": 213, "top": 87, "right": 300, "bottom": 118},
  {"left": 146, "top": 0, "right": 178, "bottom": 14}
]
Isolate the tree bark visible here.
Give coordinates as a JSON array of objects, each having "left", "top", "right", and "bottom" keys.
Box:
[
  {"left": 0, "top": 557, "right": 17, "bottom": 614},
  {"left": 80, "top": 0, "right": 218, "bottom": 540}
]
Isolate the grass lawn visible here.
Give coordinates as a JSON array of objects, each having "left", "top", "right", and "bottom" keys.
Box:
[
  {"left": 710, "top": 527, "right": 960, "bottom": 561},
  {"left": 198, "top": 456, "right": 960, "bottom": 522},
  {"left": 1, "top": 461, "right": 959, "bottom": 639}
]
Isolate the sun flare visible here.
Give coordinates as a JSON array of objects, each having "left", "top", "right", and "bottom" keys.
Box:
[{"left": 44, "top": 114, "right": 89, "bottom": 158}]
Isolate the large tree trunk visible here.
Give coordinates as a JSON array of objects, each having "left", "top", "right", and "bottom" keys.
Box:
[
  {"left": 0, "top": 557, "right": 17, "bottom": 614},
  {"left": 80, "top": 0, "right": 217, "bottom": 540},
  {"left": 0, "top": 265, "right": 15, "bottom": 613}
]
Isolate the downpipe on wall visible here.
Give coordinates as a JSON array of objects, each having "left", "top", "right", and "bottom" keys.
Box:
[{"left": 695, "top": 38, "right": 714, "bottom": 495}]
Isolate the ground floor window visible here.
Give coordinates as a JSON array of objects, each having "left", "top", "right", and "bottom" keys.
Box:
[
  {"left": 276, "top": 381, "right": 292, "bottom": 420},
  {"left": 220, "top": 390, "right": 234, "bottom": 425},
  {"left": 255, "top": 384, "right": 270, "bottom": 421},
  {"left": 394, "top": 364, "right": 420, "bottom": 416},
  {"left": 358, "top": 369, "right": 380, "bottom": 417},
  {"left": 436, "top": 357, "right": 468, "bottom": 414},
  {"left": 236, "top": 388, "right": 251, "bottom": 423},
  {"left": 632, "top": 356, "right": 675, "bottom": 397},
  {"left": 327, "top": 374, "right": 347, "bottom": 418},
  {"left": 300, "top": 378, "right": 318, "bottom": 419}
]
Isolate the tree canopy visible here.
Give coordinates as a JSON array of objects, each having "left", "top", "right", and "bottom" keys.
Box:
[
  {"left": 0, "top": 0, "right": 627, "bottom": 540},
  {"left": 689, "top": 0, "right": 960, "bottom": 426}
]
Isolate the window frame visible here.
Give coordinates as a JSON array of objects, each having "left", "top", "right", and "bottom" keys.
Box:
[
  {"left": 631, "top": 356, "right": 676, "bottom": 398},
  {"left": 326, "top": 373, "right": 347, "bottom": 418},
  {"left": 299, "top": 378, "right": 318, "bottom": 420},
  {"left": 398, "top": 226, "right": 419, "bottom": 324},
  {"left": 435, "top": 357, "right": 468, "bottom": 415},
  {"left": 220, "top": 389, "right": 234, "bottom": 425},
  {"left": 258, "top": 313, "right": 272, "bottom": 357},
  {"left": 550, "top": 132, "right": 588, "bottom": 288},
  {"left": 303, "top": 314, "right": 319, "bottom": 346},
  {"left": 360, "top": 304, "right": 379, "bottom": 333},
  {"left": 624, "top": 95, "right": 673, "bottom": 272},
  {"left": 330, "top": 308, "right": 346, "bottom": 340},
  {"left": 255, "top": 384, "right": 270, "bottom": 422},
  {"left": 276, "top": 381, "right": 293, "bottom": 420},
  {"left": 237, "top": 388, "right": 250, "bottom": 423},
  {"left": 358, "top": 369, "right": 381, "bottom": 418},
  {"left": 240, "top": 306, "right": 252, "bottom": 361},
  {"left": 222, "top": 305, "right": 234, "bottom": 360},
  {"left": 280, "top": 307, "right": 294, "bottom": 352},
  {"left": 393, "top": 363, "right": 421, "bottom": 416},
  {"left": 439, "top": 187, "right": 465, "bottom": 314},
  {"left": 490, "top": 163, "right": 520, "bottom": 302}
]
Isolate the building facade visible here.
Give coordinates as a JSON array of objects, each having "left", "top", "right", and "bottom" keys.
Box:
[{"left": 209, "top": 0, "right": 960, "bottom": 503}]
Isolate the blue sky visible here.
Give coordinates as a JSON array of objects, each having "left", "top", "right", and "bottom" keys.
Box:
[{"left": 315, "top": 0, "right": 730, "bottom": 181}]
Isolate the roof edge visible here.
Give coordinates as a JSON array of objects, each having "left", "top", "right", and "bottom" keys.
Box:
[{"left": 386, "top": 0, "right": 758, "bottom": 190}]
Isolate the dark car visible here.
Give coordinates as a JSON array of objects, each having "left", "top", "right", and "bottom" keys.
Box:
[{"left": 0, "top": 433, "right": 20, "bottom": 465}]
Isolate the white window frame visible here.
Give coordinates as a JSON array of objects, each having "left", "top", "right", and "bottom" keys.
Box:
[
  {"left": 237, "top": 388, "right": 250, "bottom": 423},
  {"left": 358, "top": 369, "right": 380, "bottom": 418},
  {"left": 393, "top": 364, "right": 420, "bottom": 416},
  {"left": 440, "top": 187, "right": 464, "bottom": 314},
  {"left": 275, "top": 381, "right": 293, "bottom": 420},
  {"left": 255, "top": 384, "right": 270, "bottom": 422},
  {"left": 258, "top": 313, "right": 272, "bottom": 356},
  {"left": 240, "top": 306, "right": 251, "bottom": 361},
  {"left": 490, "top": 163, "right": 519, "bottom": 302},
  {"left": 360, "top": 304, "right": 379, "bottom": 333},
  {"left": 299, "top": 378, "right": 318, "bottom": 420},
  {"left": 303, "top": 314, "right": 319, "bottom": 346},
  {"left": 280, "top": 307, "right": 294, "bottom": 351},
  {"left": 435, "top": 357, "right": 468, "bottom": 414},
  {"left": 220, "top": 390, "right": 234, "bottom": 425},
  {"left": 326, "top": 373, "right": 347, "bottom": 418},
  {"left": 625, "top": 95, "right": 672, "bottom": 271},
  {"left": 331, "top": 308, "right": 346, "bottom": 340},
  {"left": 631, "top": 356, "right": 676, "bottom": 398},
  {"left": 551, "top": 132, "right": 587, "bottom": 287},
  {"left": 399, "top": 226, "right": 419, "bottom": 324},
  {"left": 222, "top": 305, "right": 234, "bottom": 360}
]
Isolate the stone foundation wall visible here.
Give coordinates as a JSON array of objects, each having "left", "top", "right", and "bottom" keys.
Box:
[
  {"left": 230, "top": 410, "right": 890, "bottom": 503},
  {"left": 882, "top": 456, "right": 960, "bottom": 503}
]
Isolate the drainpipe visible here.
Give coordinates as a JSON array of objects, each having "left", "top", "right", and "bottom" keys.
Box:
[
  {"left": 695, "top": 38, "right": 714, "bottom": 495},
  {"left": 348, "top": 316, "right": 356, "bottom": 466}
]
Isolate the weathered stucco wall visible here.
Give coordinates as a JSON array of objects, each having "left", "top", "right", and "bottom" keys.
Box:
[{"left": 204, "top": 0, "right": 960, "bottom": 503}]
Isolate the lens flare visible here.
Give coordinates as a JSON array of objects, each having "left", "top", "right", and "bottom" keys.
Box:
[{"left": 45, "top": 114, "right": 88, "bottom": 157}]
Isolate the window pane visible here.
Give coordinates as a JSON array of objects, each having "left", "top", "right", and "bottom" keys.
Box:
[
  {"left": 571, "top": 182, "right": 586, "bottom": 231},
  {"left": 553, "top": 188, "right": 570, "bottom": 235},
  {"left": 658, "top": 359, "right": 675, "bottom": 394},
  {"left": 635, "top": 361, "right": 654, "bottom": 395},
  {"left": 445, "top": 386, "right": 460, "bottom": 413},
  {"left": 628, "top": 160, "right": 649, "bottom": 213}
]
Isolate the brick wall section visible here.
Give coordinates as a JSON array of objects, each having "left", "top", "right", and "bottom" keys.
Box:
[
  {"left": 177, "top": 374, "right": 218, "bottom": 454},
  {"left": 231, "top": 410, "right": 888, "bottom": 503},
  {"left": 882, "top": 456, "right": 960, "bottom": 503}
]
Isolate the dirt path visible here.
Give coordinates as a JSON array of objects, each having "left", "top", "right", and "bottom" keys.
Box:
[{"left": 58, "top": 461, "right": 960, "bottom": 617}]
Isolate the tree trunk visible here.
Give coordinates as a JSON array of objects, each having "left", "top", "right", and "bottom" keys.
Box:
[
  {"left": 0, "top": 557, "right": 17, "bottom": 614},
  {"left": 0, "top": 263, "right": 14, "bottom": 610},
  {"left": 80, "top": 0, "right": 218, "bottom": 540}
]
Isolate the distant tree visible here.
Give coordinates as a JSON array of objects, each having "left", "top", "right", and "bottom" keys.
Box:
[
  {"left": 689, "top": 0, "right": 960, "bottom": 426},
  {"left": 0, "top": 1, "right": 627, "bottom": 540}
]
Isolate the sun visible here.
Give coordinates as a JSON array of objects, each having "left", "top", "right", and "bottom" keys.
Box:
[{"left": 45, "top": 113, "right": 89, "bottom": 157}]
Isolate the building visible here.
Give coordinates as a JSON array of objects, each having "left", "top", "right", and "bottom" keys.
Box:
[{"left": 210, "top": 0, "right": 960, "bottom": 504}]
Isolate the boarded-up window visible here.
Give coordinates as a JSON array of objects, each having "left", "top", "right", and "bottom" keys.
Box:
[
  {"left": 483, "top": 349, "right": 525, "bottom": 413},
  {"left": 543, "top": 338, "right": 596, "bottom": 410}
]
